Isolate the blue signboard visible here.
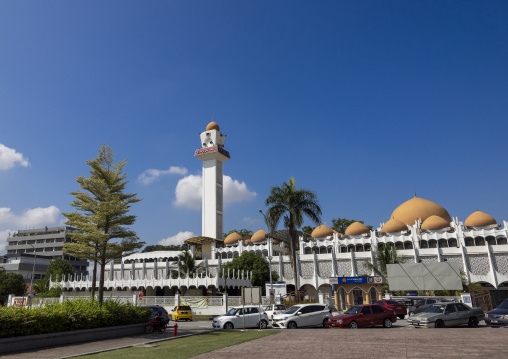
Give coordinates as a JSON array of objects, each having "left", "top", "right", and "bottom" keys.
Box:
[{"left": 329, "top": 276, "right": 383, "bottom": 285}]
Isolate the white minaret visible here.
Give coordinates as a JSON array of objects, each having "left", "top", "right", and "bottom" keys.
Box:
[{"left": 195, "top": 121, "right": 230, "bottom": 241}]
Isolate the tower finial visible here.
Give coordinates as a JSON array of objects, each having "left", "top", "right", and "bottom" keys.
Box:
[{"left": 414, "top": 190, "right": 417, "bottom": 198}]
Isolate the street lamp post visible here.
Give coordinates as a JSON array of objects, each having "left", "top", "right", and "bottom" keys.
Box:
[
  {"left": 28, "top": 243, "right": 37, "bottom": 308},
  {"left": 259, "top": 209, "right": 274, "bottom": 303}
]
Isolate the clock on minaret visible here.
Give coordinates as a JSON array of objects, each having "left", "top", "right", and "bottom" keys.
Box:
[{"left": 195, "top": 121, "right": 230, "bottom": 243}]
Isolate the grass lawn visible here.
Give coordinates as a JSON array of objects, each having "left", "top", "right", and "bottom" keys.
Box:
[{"left": 80, "top": 330, "right": 279, "bottom": 359}]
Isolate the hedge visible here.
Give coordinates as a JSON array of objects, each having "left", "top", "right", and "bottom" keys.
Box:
[{"left": 0, "top": 298, "right": 151, "bottom": 338}]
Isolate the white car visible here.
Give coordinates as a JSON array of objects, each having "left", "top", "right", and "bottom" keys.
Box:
[
  {"left": 264, "top": 304, "right": 287, "bottom": 320},
  {"left": 272, "top": 303, "right": 332, "bottom": 329},
  {"left": 212, "top": 305, "right": 269, "bottom": 330}
]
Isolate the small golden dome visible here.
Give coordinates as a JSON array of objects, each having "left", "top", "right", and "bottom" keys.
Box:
[
  {"left": 206, "top": 121, "right": 220, "bottom": 131},
  {"left": 421, "top": 215, "right": 450, "bottom": 230},
  {"left": 311, "top": 225, "right": 334, "bottom": 238},
  {"left": 345, "top": 222, "right": 370, "bottom": 236},
  {"left": 224, "top": 232, "right": 241, "bottom": 244},
  {"left": 465, "top": 211, "right": 497, "bottom": 227},
  {"left": 381, "top": 218, "right": 407, "bottom": 233},
  {"left": 243, "top": 237, "right": 252, "bottom": 245},
  {"left": 251, "top": 229, "right": 268, "bottom": 242},
  {"left": 391, "top": 196, "right": 451, "bottom": 226}
]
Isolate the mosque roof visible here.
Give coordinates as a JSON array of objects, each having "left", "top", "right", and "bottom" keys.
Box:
[
  {"left": 311, "top": 225, "right": 334, "bottom": 238},
  {"left": 345, "top": 222, "right": 370, "bottom": 236},
  {"left": 251, "top": 229, "right": 268, "bottom": 242},
  {"left": 464, "top": 211, "right": 497, "bottom": 227},
  {"left": 421, "top": 215, "right": 450, "bottom": 230},
  {"left": 224, "top": 232, "right": 242, "bottom": 244},
  {"left": 381, "top": 218, "right": 407, "bottom": 233},
  {"left": 185, "top": 236, "right": 224, "bottom": 244},
  {"left": 206, "top": 121, "right": 220, "bottom": 131},
  {"left": 390, "top": 195, "right": 452, "bottom": 226}
]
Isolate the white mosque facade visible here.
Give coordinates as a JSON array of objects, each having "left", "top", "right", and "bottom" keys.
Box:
[{"left": 54, "top": 122, "right": 508, "bottom": 308}]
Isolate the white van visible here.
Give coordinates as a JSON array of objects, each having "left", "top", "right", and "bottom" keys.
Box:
[
  {"left": 272, "top": 303, "right": 332, "bottom": 329},
  {"left": 212, "top": 305, "right": 269, "bottom": 330}
]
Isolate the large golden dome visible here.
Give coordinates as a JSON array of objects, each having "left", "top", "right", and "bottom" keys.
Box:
[
  {"left": 465, "top": 211, "right": 497, "bottom": 227},
  {"left": 311, "top": 225, "right": 334, "bottom": 238},
  {"left": 421, "top": 215, "right": 450, "bottom": 230},
  {"left": 251, "top": 229, "right": 268, "bottom": 243},
  {"left": 381, "top": 218, "right": 407, "bottom": 233},
  {"left": 206, "top": 121, "right": 220, "bottom": 131},
  {"left": 391, "top": 196, "right": 451, "bottom": 226},
  {"left": 345, "top": 222, "right": 370, "bottom": 236},
  {"left": 224, "top": 232, "right": 241, "bottom": 244}
]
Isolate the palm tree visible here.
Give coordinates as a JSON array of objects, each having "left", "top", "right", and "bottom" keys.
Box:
[
  {"left": 363, "top": 244, "right": 405, "bottom": 292},
  {"left": 265, "top": 178, "right": 322, "bottom": 300},
  {"left": 177, "top": 249, "right": 204, "bottom": 278}
]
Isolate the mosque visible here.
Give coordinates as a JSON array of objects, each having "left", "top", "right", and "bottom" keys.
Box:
[{"left": 54, "top": 122, "right": 508, "bottom": 310}]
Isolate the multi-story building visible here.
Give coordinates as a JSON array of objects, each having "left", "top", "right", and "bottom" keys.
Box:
[{"left": 5, "top": 226, "right": 88, "bottom": 276}]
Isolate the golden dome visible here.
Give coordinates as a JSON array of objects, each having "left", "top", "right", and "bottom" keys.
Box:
[
  {"left": 391, "top": 196, "right": 451, "bottom": 226},
  {"left": 251, "top": 229, "right": 268, "bottom": 242},
  {"left": 465, "top": 211, "right": 497, "bottom": 227},
  {"left": 345, "top": 222, "right": 370, "bottom": 236},
  {"left": 421, "top": 215, "right": 450, "bottom": 230},
  {"left": 224, "top": 232, "right": 242, "bottom": 244},
  {"left": 381, "top": 218, "right": 407, "bottom": 233},
  {"left": 206, "top": 121, "right": 220, "bottom": 131},
  {"left": 243, "top": 237, "right": 252, "bottom": 245},
  {"left": 311, "top": 225, "right": 334, "bottom": 238}
]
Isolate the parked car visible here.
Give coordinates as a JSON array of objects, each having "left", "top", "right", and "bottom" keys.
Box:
[
  {"left": 171, "top": 305, "right": 193, "bottom": 321},
  {"left": 485, "top": 298, "right": 508, "bottom": 328},
  {"left": 408, "top": 298, "right": 451, "bottom": 316},
  {"left": 373, "top": 300, "right": 407, "bottom": 320},
  {"left": 272, "top": 303, "right": 332, "bottom": 329},
  {"left": 264, "top": 304, "right": 287, "bottom": 320},
  {"left": 142, "top": 305, "right": 170, "bottom": 326},
  {"left": 212, "top": 305, "right": 269, "bottom": 329},
  {"left": 328, "top": 304, "right": 397, "bottom": 329},
  {"left": 407, "top": 302, "right": 484, "bottom": 328}
]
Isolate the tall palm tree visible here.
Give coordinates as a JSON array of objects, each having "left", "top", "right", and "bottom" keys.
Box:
[
  {"left": 177, "top": 249, "right": 204, "bottom": 277},
  {"left": 265, "top": 178, "right": 321, "bottom": 298},
  {"left": 363, "top": 244, "right": 405, "bottom": 293}
]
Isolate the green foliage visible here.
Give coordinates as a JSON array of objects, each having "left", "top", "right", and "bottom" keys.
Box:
[
  {"left": 0, "top": 298, "right": 151, "bottom": 338},
  {"left": 177, "top": 249, "right": 204, "bottom": 276},
  {"left": 0, "top": 268, "right": 26, "bottom": 306},
  {"left": 143, "top": 244, "right": 188, "bottom": 252},
  {"left": 265, "top": 178, "right": 321, "bottom": 298},
  {"left": 362, "top": 244, "right": 405, "bottom": 292},
  {"left": 220, "top": 252, "right": 279, "bottom": 292},
  {"left": 46, "top": 258, "right": 75, "bottom": 281},
  {"left": 223, "top": 229, "right": 253, "bottom": 238},
  {"left": 63, "top": 144, "right": 144, "bottom": 304},
  {"left": 301, "top": 226, "right": 314, "bottom": 235},
  {"left": 331, "top": 218, "right": 374, "bottom": 234}
]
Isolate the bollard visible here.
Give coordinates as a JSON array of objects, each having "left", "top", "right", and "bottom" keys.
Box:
[{"left": 173, "top": 323, "right": 178, "bottom": 337}]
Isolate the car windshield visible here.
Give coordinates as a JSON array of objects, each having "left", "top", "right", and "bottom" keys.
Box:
[
  {"left": 497, "top": 300, "right": 508, "bottom": 310},
  {"left": 424, "top": 305, "right": 446, "bottom": 314},
  {"left": 345, "top": 306, "right": 362, "bottom": 315},
  {"left": 264, "top": 306, "right": 272, "bottom": 311},
  {"left": 283, "top": 306, "right": 302, "bottom": 314},
  {"left": 224, "top": 308, "right": 241, "bottom": 316}
]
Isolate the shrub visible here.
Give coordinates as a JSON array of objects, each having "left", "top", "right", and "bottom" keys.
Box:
[{"left": 0, "top": 298, "right": 151, "bottom": 338}]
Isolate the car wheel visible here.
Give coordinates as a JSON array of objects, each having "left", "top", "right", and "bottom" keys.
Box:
[
  {"left": 435, "top": 320, "right": 445, "bottom": 328},
  {"left": 322, "top": 319, "right": 329, "bottom": 328},
  {"left": 468, "top": 317, "right": 479, "bottom": 328},
  {"left": 260, "top": 320, "right": 268, "bottom": 329},
  {"left": 409, "top": 311, "right": 414, "bottom": 317},
  {"left": 349, "top": 321, "right": 358, "bottom": 329},
  {"left": 383, "top": 318, "right": 393, "bottom": 328},
  {"left": 287, "top": 321, "right": 297, "bottom": 329},
  {"left": 144, "top": 324, "right": 154, "bottom": 334},
  {"left": 398, "top": 315, "right": 405, "bottom": 320},
  {"left": 223, "top": 322, "right": 234, "bottom": 330}
]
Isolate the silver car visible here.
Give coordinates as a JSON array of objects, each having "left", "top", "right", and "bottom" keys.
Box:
[
  {"left": 212, "top": 305, "right": 269, "bottom": 330},
  {"left": 407, "top": 302, "right": 484, "bottom": 328}
]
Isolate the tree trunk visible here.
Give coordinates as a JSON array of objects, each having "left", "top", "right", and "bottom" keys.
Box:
[
  {"left": 98, "top": 245, "right": 107, "bottom": 306},
  {"left": 288, "top": 228, "right": 299, "bottom": 304},
  {"left": 92, "top": 259, "right": 97, "bottom": 299}
]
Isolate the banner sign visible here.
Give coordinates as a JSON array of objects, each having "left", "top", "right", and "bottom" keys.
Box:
[
  {"left": 180, "top": 297, "right": 209, "bottom": 309},
  {"left": 195, "top": 146, "right": 230, "bottom": 158},
  {"left": 329, "top": 276, "right": 383, "bottom": 285}
]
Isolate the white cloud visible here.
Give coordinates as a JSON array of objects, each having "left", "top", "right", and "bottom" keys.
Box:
[
  {"left": 0, "top": 206, "right": 61, "bottom": 227},
  {"left": 0, "top": 229, "right": 13, "bottom": 255},
  {"left": 174, "top": 174, "right": 257, "bottom": 210},
  {"left": 0, "top": 143, "right": 29, "bottom": 170},
  {"left": 138, "top": 166, "right": 188, "bottom": 185},
  {"left": 158, "top": 231, "right": 195, "bottom": 246}
]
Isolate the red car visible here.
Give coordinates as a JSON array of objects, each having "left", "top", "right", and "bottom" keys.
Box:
[
  {"left": 328, "top": 304, "right": 397, "bottom": 329},
  {"left": 373, "top": 300, "right": 407, "bottom": 320}
]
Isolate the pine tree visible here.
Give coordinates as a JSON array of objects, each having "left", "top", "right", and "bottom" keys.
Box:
[{"left": 63, "top": 145, "right": 144, "bottom": 305}]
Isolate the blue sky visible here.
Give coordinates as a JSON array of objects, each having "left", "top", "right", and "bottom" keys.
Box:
[{"left": 1, "top": 1, "right": 507, "bottom": 252}]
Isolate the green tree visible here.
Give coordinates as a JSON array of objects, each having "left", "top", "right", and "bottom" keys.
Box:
[
  {"left": 177, "top": 249, "right": 204, "bottom": 277},
  {"left": 224, "top": 229, "right": 253, "bottom": 238},
  {"left": 362, "top": 244, "right": 405, "bottom": 292},
  {"left": 0, "top": 268, "right": 26, "bottom": 305},
  {"left": 301, "top": 226, "right": 314, "bottom": 235},
  {"left": 63, "top": 144, "right": 144, "bottom": 305},
  {"left": 34, "top": 258, "right": 74, "bottom": 297},
  {"left": 265, "top": 178, "right": 321, "bottom": 299},
  {"left": 142, "top": 244, "right": 188, "bottom": 252},
  {"left": 221, "top": 252, "right": 279, "bottom": 293},
  {"left": 331, "top": 217, "right": 373, "bottom": 234}
]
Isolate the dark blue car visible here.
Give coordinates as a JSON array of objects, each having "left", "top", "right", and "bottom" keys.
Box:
[{"left": 485, "top": 299, "right": 508, "bottom": 328}]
